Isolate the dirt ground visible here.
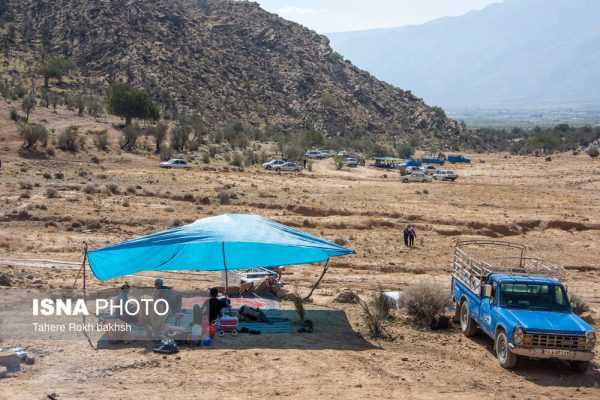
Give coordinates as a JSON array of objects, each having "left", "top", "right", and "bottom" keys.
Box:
[{"left": 0, "top": 99, "right": 599, "bottom": 399}]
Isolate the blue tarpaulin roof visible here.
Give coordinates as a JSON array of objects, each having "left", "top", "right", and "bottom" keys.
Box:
[{"left": 87, "top": 214, "right": 355, "bottom": 280}]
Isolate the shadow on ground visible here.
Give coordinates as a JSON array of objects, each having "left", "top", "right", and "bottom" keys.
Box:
[
  {"left": 468, "top": 333, "right": 600, "bottom": 388},
  {"left": 97, "top": 307, "right": 376, "bottom": 352}
]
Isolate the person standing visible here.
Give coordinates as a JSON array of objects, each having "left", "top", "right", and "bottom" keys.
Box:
[
  {"left": 403, "top": 225, "right": 410, "bottom": 247},
  {"left": 408, "top": 225, "right": 416, "bottom": 247},
  {"left": 303, "top": 158, "right": 307, "bottom": 169}
]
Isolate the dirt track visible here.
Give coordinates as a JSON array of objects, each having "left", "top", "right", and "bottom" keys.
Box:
[{"left": 0, "top": 100, "right": 599, "bottom": 399}]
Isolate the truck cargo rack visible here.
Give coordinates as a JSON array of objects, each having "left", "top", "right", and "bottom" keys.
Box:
[{"left": 452, "top": 240, "right": 565, "bottom": 295}]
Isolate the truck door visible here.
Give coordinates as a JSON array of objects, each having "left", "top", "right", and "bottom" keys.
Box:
[{"left": 478, "top": 281, "right": 498, "bottom": 336}]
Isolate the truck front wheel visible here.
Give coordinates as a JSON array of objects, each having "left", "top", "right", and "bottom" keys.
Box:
[
  {"left": 496, "top": 330, "right": 518, "bottom": 369},
  {"left": 460, "top": 301, "right": 478, "bottom": 337},
  {"left": 570, "top": 361, "right": 590, "bottom": 373}
]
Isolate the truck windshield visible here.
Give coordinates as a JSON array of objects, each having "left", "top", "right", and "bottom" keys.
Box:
[{"left": 499, "top": 283, "right": 569, "bottom": 311}]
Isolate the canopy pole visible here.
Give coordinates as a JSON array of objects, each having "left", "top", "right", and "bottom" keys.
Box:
[
  {"left": 73, "top": 243, "right": 88, "bottom": 290},
  {"left": 303, "top": 259, "right": 330, "bottom": 303},
  {"left": 222, "top": 241, "right": 228, "bottom": 295}
]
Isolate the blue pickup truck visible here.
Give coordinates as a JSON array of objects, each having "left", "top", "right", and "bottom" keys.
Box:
[
  {"left": 447, "top": 154, "right": 471, "bottom": 163},
  {"left": 420, "top": 156, "right": 445, "bottom": 165},
  {"left": 451, "top": 241, "right": 595, "bottom": 372}
]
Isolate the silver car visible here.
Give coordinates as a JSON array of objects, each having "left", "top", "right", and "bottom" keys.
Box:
[
  {"left": 262, "top": 160, "right": 286, "bottom": 170},
  {"left": 433, "top": 170, "right": 458, "bottom": 181},
  {"left": 159, "top": 159, "right": 191, "bottom": 169},
  {"left": 401, "top": 172, "right": 432, "bottom": 183},
  {"left": 273, "top": 162, "right": 302, "bottom": 172}
]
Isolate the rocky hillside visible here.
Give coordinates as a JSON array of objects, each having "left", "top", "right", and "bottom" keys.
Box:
[{"left": 2, "top": 0, "right": 474, "bottom": 149}]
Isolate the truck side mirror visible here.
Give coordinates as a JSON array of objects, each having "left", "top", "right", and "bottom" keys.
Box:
[{"left": 483, "top": 284, "right": 492, "bottom": 298}]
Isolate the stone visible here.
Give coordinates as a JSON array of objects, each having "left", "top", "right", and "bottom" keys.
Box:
[
  {"left": 0, "top": 352, "right": 20, "bottom": 369},
  {"left": 332, "top": 291, "right": 357, "bottom": 303},
  {"left": 0, "top": 366, "right": 6, "bottom": 379},
  {"left": 0, "top": 273, "right": 11, "bottom": 287},
  {"left": 25, "top": 357, "right": 35, "bottom": 365}
]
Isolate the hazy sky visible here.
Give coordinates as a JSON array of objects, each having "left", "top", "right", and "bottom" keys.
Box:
[{"left": 257, "top": 0, "right": 501, "bottom": 33}]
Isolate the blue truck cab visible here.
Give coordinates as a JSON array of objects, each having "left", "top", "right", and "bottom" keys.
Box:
[
  {"left": 451, "top": 241, "right": 595, "bottom": 372},
  {"left": 447, "top": 154, "right": 471, "bottom": 163}
]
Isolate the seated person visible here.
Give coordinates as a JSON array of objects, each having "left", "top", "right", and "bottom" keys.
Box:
[
  {"left": 153, "top": 278, "right": 181, "bottom": 314},
  {"left": 208, "top": 287, "right": 223, "bottom": 323}
]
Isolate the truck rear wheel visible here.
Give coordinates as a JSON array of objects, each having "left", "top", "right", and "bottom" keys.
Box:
[
  {"left": 496, "top": 330, "right": 518, "bottom": 369},
  {"left": 460, "top": 301, "right": 478, "bottom": 337},
  {"left": 570, "top": 361, "right": 590, "bottom": 373}
]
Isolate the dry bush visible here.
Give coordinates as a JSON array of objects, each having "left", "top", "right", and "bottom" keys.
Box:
[
  {"left": 83, "top": 184, "right": 96, "bottom": 194},
  {"left": 19, "top": 181, "right": 33, "bottom": 190},
  {"left": 172, "top": 219, "right": 183, "bottom": 227},
  {"left": 355, "top": 290, "right": 393, "bottom": 340},
  {"left": 106, "top": 183, "right": 120, "bottom": 194},
  {"left": 570, "top": 292, "right": 590, "bottom": 315},
  {"left": 45, "top": 187, "right": 59, "bottom": 198},
  {"left": 400, "top": 278, "right": 449, "bottom": 325},
  {"left": 86, "top": 220, "right": 101, "bottom": 230}
]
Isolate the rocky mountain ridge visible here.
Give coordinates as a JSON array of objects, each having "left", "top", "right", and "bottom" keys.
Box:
[{"left": 2, "top": 0, "right": 474, "bottom": 149}]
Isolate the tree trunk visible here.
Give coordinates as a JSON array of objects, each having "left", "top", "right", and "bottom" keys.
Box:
[
  {"left": 44, "top": 76, "right": 49, "bottom": 89},
  {"left": 125, "top": 116, "right": 132, "bottom": 126},
  {"left": 25, "top": 111, "right": 30, "bottom": 123}
]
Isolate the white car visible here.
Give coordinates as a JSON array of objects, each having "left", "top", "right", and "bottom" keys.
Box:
[
  {"left": 273, "top": 162, "right": 302, "bottom": 172},
  {"left": 401, "top": 172, "right": 432, "bottom": 183},
  {"left": 262, "top": 160, "right": 286, "bottom": 170},
  {"left": 433, "top": 170, "right": 458, "bottom": 181},
  {"left": 420, "top": 165, "right": 439, "bottom": 175},
  {"left": 346, "top": 157, "right": 358, "bottom": 167},
  {"left": 305, "top": 150, "right": 326, "bottom": 159},
  {"left": 159, "top": 159, "right": 191, "bottom": 169}
]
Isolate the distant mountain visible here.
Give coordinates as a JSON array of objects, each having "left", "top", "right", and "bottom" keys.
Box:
[
  {"left": 1, "top": 0, "right": 472, "bottom": 148},
  {"left": 328, "top": 0, "right": 600, "bottom": 110}
]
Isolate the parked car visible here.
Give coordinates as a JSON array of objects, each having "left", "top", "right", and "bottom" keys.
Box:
[
  {"left": 420, "top": 165, "right": 439, "bottom": 175},
  {"left": 305, "top": 150, "right": 326, "bottom": 159},
  {"left": 447, "top": 154, "right": 471, "bottom": 163},
  {"left": 452, "top": 241, "right": 595, "bottom": 372},
  {"left": 401, "top": 172, "right": 432, "bottom": 183},
  {"left": 262, "top": 160, "right": 286, "bottom": 170},
  {"left": 346, "top": 157, "right": 358, "bottom": 167},
  {"left": 273, "top": 162, "right": 302, "bottom": 172},
  {"left": 320, "top": 150, "right": 336, "bottom": 158},
  {"left": 404, "top": 166, "right": 421, "bottom": 173},
  {"left": 159, "top": 159, "right": 191, "bottom": 169},
  {"left": 432, "top": 170, "right": 458, "bottom": 181},
  {"left": 420, "top": 156, "right": 445, "bottom": 165},
  {"left": 337, "top": 150, "right": 349, "bottom": 157}
]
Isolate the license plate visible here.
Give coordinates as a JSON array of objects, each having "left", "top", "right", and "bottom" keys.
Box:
[{"left": 543, "top": 349, "right": 570, "bottom": 356}]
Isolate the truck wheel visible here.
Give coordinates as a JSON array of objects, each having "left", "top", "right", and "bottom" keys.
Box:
[
  {"left": 402, "top": 178, "right": 408, "bottom": 183},
  {"left": 570, "top": 361, "right": 590, "bottom": 373},
  {"left": 460, "top": 301, "right": 478, "bottom": 337},
  {"left": 496, "top": 330, "right": 518, "bottom": 369}
]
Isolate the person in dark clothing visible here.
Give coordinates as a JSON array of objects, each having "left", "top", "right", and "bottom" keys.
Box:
[
  {"left": 208, "top": 287, "right": 223, "bottom": 323},
  {"left": 403, "top": 225, "right": 410, "bottom": 247},
  {"left": 303, "top": 158, "right": 307, "bottom": 169},
  {"left": 408, "top": 225, "right": 416, "bottom": 247}
]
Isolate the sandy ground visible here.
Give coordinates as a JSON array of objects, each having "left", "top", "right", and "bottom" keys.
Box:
[{"left": 0, "top": 99, "right": 599, "bottom": 399}]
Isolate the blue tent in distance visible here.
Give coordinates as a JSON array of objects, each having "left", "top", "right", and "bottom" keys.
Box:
[{"left": 87, "top": 214, "right": 355, "bottom": 281}]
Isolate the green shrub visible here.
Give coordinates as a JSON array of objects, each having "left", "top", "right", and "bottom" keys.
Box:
[
  {"left": 120, "top": 124, "right": 141, "bottom": 151},
  {"left": 396, "top": 143, "right": 415, "bottom": 159},
  {"left": 19, "top": 123, "right": 48, "bottom": 149},
  {"left": 45, "top": 187, "right": 59, "bottom": 198},
  {"left": 231, "top": 152, "right": 244, "bottom": 167},
  {"left": 58, "top": 125, "right": 80, "bottom": 151},
  {"left": 9, "top": 107, "right": 19, "bottom": 121},
  {"left": 93, "top": 129, "right": 109, "bottom": 150},
  {"left": 588, "top": 146, "right": 599, "bottom": 158}
]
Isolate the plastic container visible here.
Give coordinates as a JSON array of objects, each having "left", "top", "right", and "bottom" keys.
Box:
[
  {"left": 201, "top": 338, "right": 212, "bottom": 346},
  {"left": 201, "top": 317, "right": 210, "bottom": 338},
  {"left": 219, "top": 316, "right": 239, "bottom": 333},
  {"left": 209, "top": 322, "right": 217, "bottom": 339}
]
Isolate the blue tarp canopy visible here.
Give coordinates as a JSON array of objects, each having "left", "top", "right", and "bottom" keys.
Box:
[{"left": 87, "top": 214, "right": 355, "bottom": 280}]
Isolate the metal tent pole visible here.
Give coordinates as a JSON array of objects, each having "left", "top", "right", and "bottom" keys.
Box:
[{"left": 222, "top": 242, "right": 228, "bottom": 295}]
